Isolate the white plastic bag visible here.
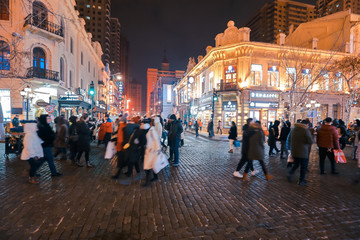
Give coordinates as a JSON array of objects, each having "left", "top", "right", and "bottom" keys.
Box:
[
  {"left": 104, "top": 141, "right": 116, "bottom": 159},
  {"left": 153, "top": 152, "right": 169, "bottom": 174}
]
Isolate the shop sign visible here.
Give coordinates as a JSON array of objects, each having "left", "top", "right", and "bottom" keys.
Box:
[
  {"left": 190, "top": 106, "right": 198, "bottom": 115},
  {"left": 60, "top": 95, "right": 82, "bottom": 101},
  {"left": 199, "top": 104, "right": 211, "bottom": 111},
  {"left": 223, "top": 101, "right": 237, "bottom": 111},
  {"left": 77, "top": 88, "right": 86, "bottom": 96},
  {"left": 250, "top": 91, "right": 279, "bottom": 99},
  {"left": 200, "top": 95, "right": 212, "bottom": 105},
  {"left": 249, "top": 102, "right": 279, "bottom": 108},
  {"left": 225, "top": 65, "right": 236, "bottom": 73},
  {"left": 36, "top": 101, "right": 48, "bottom": 107}
]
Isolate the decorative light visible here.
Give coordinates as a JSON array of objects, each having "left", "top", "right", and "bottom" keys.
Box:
[
  {"left": 315, "top": 103, "right": 321, "bottom": 108},
  {"left": 310, "top": 100, "right": 316, "bottom": 104},
  {"left": 306, "top": 104, "right": 311, "bottom": 108}
]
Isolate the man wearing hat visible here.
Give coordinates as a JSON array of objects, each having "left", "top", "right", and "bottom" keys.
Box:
[{"left": 166, "top": 114, "right": 183, "bottom": 166}]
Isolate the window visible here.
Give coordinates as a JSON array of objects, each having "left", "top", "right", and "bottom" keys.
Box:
[
  {"left": 301, "top": 69, "right": 311, "bottom": 89},
  {"left": 0, "top": 40, "right": 10, "bottom": 70},
  {"left": 60, "top": 57, "right": 64, "bottom": 81},
  {"left": 33, "top": 47, "right": 46, "bottom": 70},
  {"left": 225, "top": 65, "right": 236, "bottom": 83},
  {"left": 88, "top": 61, "right": 90, "bottom": 72},
  {"left": 333, "top": 72, "right": 343, "bottom": 91},
  {"left": 209, "top": 71, "right": 214, "bottom": 91},
  {"left": 286, "top": 67, "right": 296, "bottom": 88},
  {"left": 267, "top": 66, "right": 279, "bottom": 87},
  {"left": 69, "top": 70, "right": 73, "bottom": 88},
  {"left": 70, "top": 37, "right": 73, "bottom": 54},
  {"left": 33, "top": 1, "right": 48, "bottom": 26},
  {"left": 86, "top": 4, "right": 90, "bottom": 8},
  {"left": 85, "top": 16, "right": 90, "bottom": 20},
  {"left": 251, "top": 64, "right": 262, "bottom": 86},
  {"left": 201, "top": 76, "right": 205, "bottom": 94},
  {"left": 320, "top": 71, "right": 329, "bottom": 90},
  {"left": 0, "top": 0, "right": 9, "bottom": 20},
  {"left": 81, "top": 78, "right": 84, "bottom": 89}
]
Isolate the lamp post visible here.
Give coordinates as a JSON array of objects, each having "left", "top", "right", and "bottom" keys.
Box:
[
  {"left": 20, "top": 86, "right": 35, "bottom": 120},
  {"left": 88, "top": 81, "right": 95, "bottom": 118}
]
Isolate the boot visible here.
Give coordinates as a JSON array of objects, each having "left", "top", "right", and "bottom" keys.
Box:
[
  {"left": 28, "top": 177, "right": 39, "bottom": 184},
  {"left": 150, "top": 173, "right": 158, "bottom": 182},
  {"left": 142, "top": 171, "right": 151, "bottom": 187},
  {"left": 242, "top": 173, "right": 249, "bottom": 182},
  {"left": 111, "top": 168, "right": 121, "bottom": 179},
  {"left": 265, "top": 174, "right": 274, "bottom": 181}
]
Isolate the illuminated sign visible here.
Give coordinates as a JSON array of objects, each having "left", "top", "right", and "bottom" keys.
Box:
[
  {"left": 225, "top": 65, "right": 236, "bottom": 73},
  {"left": 188, "top": 76, "right": 194, "bottom": 84},
  {"left": 268, "top": 66, "right": 279, "bottom": 72},
  {"left": 167, "top": 85, "right": 172, "bottom": 103},
  {"left": 249, "top": 102, "right": 279, "bottom": 108},
  {"left": 250, "top": 91, "right": 279, "bottom": 99},
  {"left": 223, "top": 101, "right": 237, "bottom": 111}
]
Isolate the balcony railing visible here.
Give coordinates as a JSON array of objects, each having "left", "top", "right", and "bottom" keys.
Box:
[
  {"left": 98, "top": 80, "right": 105, "bottom": 85},
  {"left": 24, "top": 14, "right": 64, "bottom": 37},
  {"left": 26, "top": 67, "right": 59, "bottom": 82},
  {"left": 216, "top": 82, "right": 239, "bottom": 91}
]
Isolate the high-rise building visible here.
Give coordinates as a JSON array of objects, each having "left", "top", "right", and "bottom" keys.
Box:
[
  {"left": 75, "top": 0, "right": 111, "bottom": 65},
  {"left": 129, "top": 79, "right": 142, "bottom": 115},
  {"left": 146, "top": 56, "right": 184, "bottom": 115},
  {"left": 120, "top": 36, "right": 130, "bottom": 98},
  {"left": 109, "top": 18, "right": 121, "bottom": 74},
  {"left": 245, "top": 0, "right": 315, "bottom": 43},
  {"left": 316, "top": 0, "right": 360, "bottom": 17}
]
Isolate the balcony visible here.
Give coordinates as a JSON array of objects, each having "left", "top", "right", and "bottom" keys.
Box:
[
  {"left": 26, "top": 67, "right": 59, "bottom": 82},
  {"left": 216, "top": 82, "right": 239, "bottom": 91},
  {"left": 23, "top": 15, "right": 64, "bottom": 41},
  {"left": 98, "top": 80, "right": 105, "bottom": 85}
]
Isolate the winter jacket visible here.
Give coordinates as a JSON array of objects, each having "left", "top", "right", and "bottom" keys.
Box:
[
  {"left": 166, "top": 120, "right": 183, "bottom": 147},
  {"left": 68, "top": 123, "right": 78, "bottom": 143},
  {"left": 143, "top": 126, "right": 161, "bottom": 170},
  {"left": 247, "top": 126, "right": 265, "bottom": 161},
  {"left": 77, "top": 121, "right": 91, "bottom": 152},
  {"left": 55, "top": 124, "right": 68, "bottom": 148},
  {"left": 279, "top": 125, "right": 291, "bottom": 141},
  {"left": 104, "top": 121, "right": 113, "bottom": 133},
  {"left": 21, "top": 123, "right": 44, "bottom": 160},
  {"left": 116, "top": 122, "right": 127, "bottom": 152},
  {"left": 154, "top": 117, "right": 162, "bottom": 138},
  {"left": 317, "top": 124, "right": 340, "bottom": 149},
  {"left": 287, "top": 123, "right": 313, "bottom": 159},
  {"left": 37, "top": 115, "right": 55, "bottom": 148},
  {"left": 228, "top": 126, "right": 237, "bottom": 140},
  {"left": 98, "top": 124, "right": 106, "bottom": 141}
]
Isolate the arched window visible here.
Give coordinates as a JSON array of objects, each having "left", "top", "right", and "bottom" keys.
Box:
[
  {"left": 60, "top": 57, "right": 64, "bottom": 81},
  {"left": 0, "top": 0, "right": 10, "bottom": 20},
  {"left": 0, "top": 40, "right": 10, "bottom": 70},
  {"left": 33, "top": 47, "right": 46, "bottom": 70},
  {"left": 32, "top": 1, "right": 47, "bottom": 27}
]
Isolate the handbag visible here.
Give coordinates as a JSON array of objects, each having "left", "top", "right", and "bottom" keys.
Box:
[
  {"left": 233, "top": 140, "right": 241, "bottom": 147},
  {"left": 287, "top": 153, "right": 294, "bottom": 168},
  {"left": 333, "top": 149, "right": 347, "bottom": 163},
  {"left": 123, "top": 131, "right": 135, "bottom": 150},
  {"left": 152, "top": 151, "right": 169, "bottom": 174}
]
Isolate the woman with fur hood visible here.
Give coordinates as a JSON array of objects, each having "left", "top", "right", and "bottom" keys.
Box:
[{"left": 21, "top": 122, "right": 44, "bottom": 184}]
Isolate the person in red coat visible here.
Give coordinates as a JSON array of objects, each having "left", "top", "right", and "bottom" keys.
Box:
[
  {"left": 316, "top": 117, "right": 340, "bottom": 175},
  {"left": 97, "top": 121, "right": 106, "bottom": 146}
]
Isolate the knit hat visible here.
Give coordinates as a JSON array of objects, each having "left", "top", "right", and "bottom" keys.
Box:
[{"left": 169, "top": 114, "right": 176, "bottom": 120}]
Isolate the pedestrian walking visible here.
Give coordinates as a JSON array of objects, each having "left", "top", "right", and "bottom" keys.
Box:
[
  {"left": 242, "top": 122, "right": 274, "bottom": 181},
  {"left": 37, "top": 114, "right": 63, "bottom": 177},
  {"left": 54, "top": 116, "right": 68, "bottom": 160},
  {"left": 317, "top": 117, "right": 340, "bottom": 175},
  {"left": 199, "top": 120, "right": 203, "bottom": 132},
  {"left": 111, "top": 119, "right": 127, "bottom": 179},
  {"left": 228, "top": 121, "right": 237, "bottom": 153},
  {"left": 338, "top": 119, "right": 347, "bottom": 150},
  {"left": 21, "top": 122, "right": 44, "bottom": 184},
  {"left": 279, "top": 120, "right": 291, "bottom": 159},
  {"left": 217, "top": 120, "right": 222, "bottom": 134},
  {"left": 166, "top": 114, "right": 183, "bottom": 166},
  {"left": 268, "top": 120, "right": 280, "bottom": 155},
  {"left": 68, "top": 116, "right": 78, "bottom": 163},
  {"left": 97, "top": 120, "right": 105, "bottom": 146},
  {"left": 194, "top": 120, "right": 199, "bottom": 137},
  {"left": 75, "top": 114, "right": 94, "bottom": 167},
  {"left": 353, "top": 120, "right": 360, "bottom": 161},
  {"left": 287, "top": 120, "right": 314, "bottom": 186},
  {"left": 103, "top": 114, "right": 113, "bottom": 147}
]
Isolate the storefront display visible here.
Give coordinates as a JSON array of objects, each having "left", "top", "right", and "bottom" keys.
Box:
[
  {"left": 0, "top": 89, "right": 11, "bottom": 122},
  {"left": 223, "top": 100, "right": 237, "bottom": 128}
]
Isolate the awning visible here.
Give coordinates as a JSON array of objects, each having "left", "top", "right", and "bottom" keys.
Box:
[
  {"left": 58, "top": 100, "right": 91, "bottom": 109},
  {"left": 94, "top": 105, "right": 107, "bottom": 113}
]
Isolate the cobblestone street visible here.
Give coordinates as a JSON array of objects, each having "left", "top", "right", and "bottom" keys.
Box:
[{"left": 0, "top": 135, "right": 359, "bottom": 240}]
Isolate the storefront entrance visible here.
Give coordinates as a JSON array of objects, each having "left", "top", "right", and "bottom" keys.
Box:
[{"left": 249, "top": 109, "right": 277, "bottom": 128}]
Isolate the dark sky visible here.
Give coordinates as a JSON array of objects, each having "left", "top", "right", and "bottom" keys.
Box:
[{"left": 111, "top": 0, "right": 316, "bottom": 84}]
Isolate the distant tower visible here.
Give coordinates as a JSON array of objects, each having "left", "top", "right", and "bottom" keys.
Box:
[{"left": 161, "top": 50, "right": 170, "bottom": 71}]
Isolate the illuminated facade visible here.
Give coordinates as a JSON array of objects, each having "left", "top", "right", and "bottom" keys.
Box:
[
  {"left": 316, "top": 0, "right": 360, "bottom": 17},
  {"left": 174, "top": 21, "right": 354, "bottom": 133}
]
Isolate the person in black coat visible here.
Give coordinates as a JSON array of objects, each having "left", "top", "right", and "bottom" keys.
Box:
[
  {"left": 75, "top": 114, "right": 94, "bottom": 167},
  {"left": 268, "top": 120, "right": 280, "bottom": 155},
  {"left": 166, "top": 114, "right": 183, "bottom": 166},
  {"left": 68, "top": 116, "right": 78, "bottom": 163},
  {"left": 37, "top": 114, "right": 63, "bottom": 176},
  {"left": 228, "top": 121, "right": 237, "bottom": 153},
  {"left": 279, "top": 120, "right": 291, "bottom": 159}
]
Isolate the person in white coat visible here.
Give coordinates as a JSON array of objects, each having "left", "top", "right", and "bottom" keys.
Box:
[
  {"left": 21, "top": 122, "right": 44, "bottom": 184},
  {"left": 153, "top": 116, "right": 162, "bottom": 139},
  {"left": 143, "top": 118, "right": 161, "bottom": 187}
]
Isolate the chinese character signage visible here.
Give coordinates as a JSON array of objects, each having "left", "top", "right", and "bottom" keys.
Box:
[
  {"left": 250, "top": 91, "right": 279, "bottom": 99},
  {"left": 223, "top": 101, "right": 237, "bottom": 111}
]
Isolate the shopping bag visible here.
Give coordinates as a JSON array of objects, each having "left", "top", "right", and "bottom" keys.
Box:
[
  {"left": 287, "top": 153, "right": 294, "bottom": 168},
  {"left": 333, "top": 149, "right": 347, "bottom": 163},
  {"left": 152, "top": 152, "right": 169, "bottom": 174},
  {"left": 104, "top": 141, "right": 116, "bottom": 159},
  {"left": 234, "top": 140, "right": 241, "bottom": 148}
]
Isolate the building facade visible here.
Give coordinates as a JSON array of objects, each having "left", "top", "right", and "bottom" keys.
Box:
[
  {"left": 246, "top": 0, "right": 315, "bottom": 43},
  {"left": 146, "top": 57, "right": 184, "bottom": 115},
  {"left": 316, "top": 0, "right": 360, "bottom": 17},
  {"left": 120, "top": 36, "right": 130, "bottom": 99},
  {"left": 75, "top": 0, "right": 111, "bottom": 65},
  {"left": 174, "top": 21, "right": 354, "bottom": 134},
  {"left": 129, "top": 79, "right": 142, "bottom": 116},
  {"left": 0, "top": 0, "right": 105, "bottom": 121},
  {"left": 109, "top": 17, "right": 121, "bottom": 75}
]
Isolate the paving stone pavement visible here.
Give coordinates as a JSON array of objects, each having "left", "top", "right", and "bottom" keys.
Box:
[{"left": 0, "top": 135, "right": 359, "bottom": 240}]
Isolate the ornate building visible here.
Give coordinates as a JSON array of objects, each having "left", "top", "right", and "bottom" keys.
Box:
[
  {"left": 0, "top": 0, "right": 106, "bottom": 121},
  {"left": 174, "top": 20, "right": 356, "bottom": 134}
]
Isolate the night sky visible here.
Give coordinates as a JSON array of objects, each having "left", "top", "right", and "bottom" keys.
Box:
[{"left": 111, "top": 0, "right": 316, "bottom": 99}]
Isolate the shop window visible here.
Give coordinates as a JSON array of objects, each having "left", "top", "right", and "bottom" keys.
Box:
[
  {"left": 0, "top": 40, "right": 10, "bottom": 70},
  {"left": 251, "top": 64, "right": 262, "bottom": 86},
  {"left": 0, "top": 0, "right": 9, "bottom": 20},
  {"left": 33, "top": 47, "right": 46, "bottom": 70},
  {"left": 60, "top": 57, "right": 64, "bottom": 81},
  {"left": 267, "top": 66, "right": 279, "bottom": 87},
  {"left": 286, "top": 67, "right": 296, "bottom": 88}
]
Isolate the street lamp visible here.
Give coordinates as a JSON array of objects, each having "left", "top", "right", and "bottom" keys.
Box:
[
  {"left": 20, "top": 86, "right": 35, "bottom": 120},
  {"left": 88, "top": 81, "right": 95, "bottom": 118}
]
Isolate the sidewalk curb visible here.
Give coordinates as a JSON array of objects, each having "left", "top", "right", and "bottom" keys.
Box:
[{"left": 186, "top": 130, "right": 228, "bottom": 142}]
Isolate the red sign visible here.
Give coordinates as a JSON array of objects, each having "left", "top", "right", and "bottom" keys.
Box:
[{"left": 45, "top": 105, "right": 54, "bottom": 113}]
